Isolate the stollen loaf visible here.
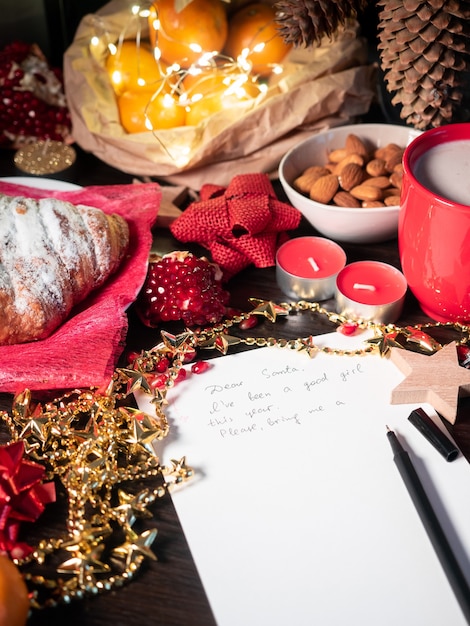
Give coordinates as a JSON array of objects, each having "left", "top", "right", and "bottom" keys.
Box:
[{"left": 0, "top": 193, "right": 129, "bottom": 345}]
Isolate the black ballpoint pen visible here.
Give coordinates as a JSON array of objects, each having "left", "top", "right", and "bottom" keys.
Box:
[{"left": 386, "top": 427, "right": 470, "bottom": 624}]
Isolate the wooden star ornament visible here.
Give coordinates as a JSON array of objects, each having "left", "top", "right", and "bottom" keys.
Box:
[{"left": 390, "top": 341, "right": 470, "bottom": 424}]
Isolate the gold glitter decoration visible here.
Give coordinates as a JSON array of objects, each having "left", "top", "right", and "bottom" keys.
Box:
[{"left": 14, "top": 140, "right": 76, "bottom": 175}]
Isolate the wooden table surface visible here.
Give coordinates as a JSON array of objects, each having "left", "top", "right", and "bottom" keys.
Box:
[{"left": 0, "top": 144, "right": 469, "bottom": 626}]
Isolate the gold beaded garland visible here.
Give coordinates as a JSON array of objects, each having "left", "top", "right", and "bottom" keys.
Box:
[{"left": 1, "top": 298, "right": 469, "bottom": 613}]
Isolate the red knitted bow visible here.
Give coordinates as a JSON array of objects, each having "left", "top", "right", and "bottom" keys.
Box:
[{"left": 170, "top": 174, "right": 301, "bottom": 278}]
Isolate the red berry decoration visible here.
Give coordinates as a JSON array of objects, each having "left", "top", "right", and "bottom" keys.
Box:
[{"left": 136, "top": 252, "right": 230, "bottom": 327}]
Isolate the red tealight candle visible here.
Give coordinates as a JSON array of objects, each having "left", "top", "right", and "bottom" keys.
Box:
[
  {"left": 276, "top": 236, "right": 346, "bottom": 300},
  {"left": 335, "top": 260, "right": 407, "bottom": 323}
]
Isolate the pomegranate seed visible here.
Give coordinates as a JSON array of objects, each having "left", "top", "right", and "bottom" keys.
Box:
[
  {"left": 126, "top": 350, "right": 141, "bottom": 363},
  {"left": 183, "top": 347, "right": 197, "bottom": 363},
  {"left": 155, "top": 357, "right": 170, "bottom": 372},
  {"left": 148, "top": 373, "right": 168, "bottom": 389},
  {"left": 175, "top": 369, "right": 187, "bottom": 383},
  {"left": 191, "top": 360, "right": 211, "bottom": 374},
  {"left": 337, "top": 322, "right": 359, "bottom": 336},
  {"left": 239, "top": 315, "right": 258, "bottom": 330}
]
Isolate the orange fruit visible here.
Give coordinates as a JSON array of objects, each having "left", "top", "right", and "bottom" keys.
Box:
[
  {"left": 106, "top": 40, "right": 168, "bottom": 96},
  {"left": 0, "top": 554, "right": 29, "bottom": 626},
  {"left": 148, "top": 0, "right": 228, "bottom": 68},
  {"left": 182, "top": 65, "right": 240, "bottom": 94},
  {"left": 223, "top": 2, "right": 292, "bottom": 76},
  {"left": 117, "top": 89, "right": 186, "bottom": 133},
  {"left": 185, "top": 75, "right": 259, "bottom": 126}
]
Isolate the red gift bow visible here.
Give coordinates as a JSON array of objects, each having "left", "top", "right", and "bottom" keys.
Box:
[
  {"left": 0, "top": 440, "right": 56, "bottom": 558},
  {"left": 170, "top": 173, "right": 301, "bottom": 278}
]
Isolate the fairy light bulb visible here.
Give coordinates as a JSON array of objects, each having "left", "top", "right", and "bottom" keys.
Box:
[{"left": 111, "top": 70, "right": 123, "bottom": 90}]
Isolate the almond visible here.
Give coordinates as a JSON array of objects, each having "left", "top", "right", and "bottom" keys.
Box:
[
  {"left": 366, "top": 158, "right": 387, "bottom": 177},
  {"left": 327, "top": 148, "right": 348, "bottom": 163},
  {"left": 384, "top": 195, "right": 401, "bottom": 206},
  {"left": 293, "top": 173, "right": 316, "bottom": 194},
  {"left": 293, "top": 166, "right": 330, "bottom": 194},
  {"left": 374, "top": 142, "right": 402, "bottom": 160},
  {"left": 345, "top": 133, "right": 369, "bottom": 158},
  {"left": 364, "top": 175, "right": 391, "bottom": 189},
  {"left": 333, "top": 190, "right": 361, "bottom": 208},
  {"left": 309, "top": 174, "right": 339, "bottom": 204},
  {"left": 385, "top": 150, "right": 404, "bottom": 173},
  {"left": 338, "top": 162, "right": 364, "bottom": 191},
  {"left": 350, "top": 184, "right": 383, "bottom": 202},
  {"left": 362, "top": 200, "right": 386, "bottom": 208},
  {"left": 389, "top": 170, "right": 403, "bottom": 190},
  {"left": 334, "top": 153, "right": 365, "bottom": 174},
  {"left": 304, "top": 165, "right": 331, "bottom": 179}
]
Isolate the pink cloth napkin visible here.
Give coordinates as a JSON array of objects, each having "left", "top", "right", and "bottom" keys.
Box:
[{"left": 0, "top": 181, "right": 160, "bottom": 393}]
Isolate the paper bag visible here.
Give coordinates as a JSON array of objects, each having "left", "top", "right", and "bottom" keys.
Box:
[{"left": 63, "top": 1, "right": 376, "bottom": 188}]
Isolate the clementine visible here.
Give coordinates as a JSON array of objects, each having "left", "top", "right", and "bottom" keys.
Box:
[
  {"left": 185, "top": 75, "right": 259, "bottom": 126},
  {"left": 117, "top": 89, "right": 186, "bottom": 133},
  {"left": 148, "top": 0, "right": 228, "bottom": 68},
  {"left": 223, "top": 2, "right": 292, "bottom": 76},
  {"left": 0, "top": 554, "right": 29, "bottom": 626},
  {"left": 106, "top": 40, "right": 169, "bottom": 96}
]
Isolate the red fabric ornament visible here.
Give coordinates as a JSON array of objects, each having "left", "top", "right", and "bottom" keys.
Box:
[
  {"left": 0, "top": 440, "right": 55, "bottom": 559},
  {"left": 170, "top": 174, "right": 301, "bottom": 278}
]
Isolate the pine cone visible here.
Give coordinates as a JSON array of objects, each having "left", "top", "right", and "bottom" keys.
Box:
[
  {"left": 377, "top": 0, "right": 470, "bottom": 129},
  {"left": 274, "top": 0, "right": 367, "bottom": 47}
]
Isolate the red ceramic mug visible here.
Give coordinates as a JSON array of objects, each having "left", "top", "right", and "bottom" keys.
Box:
[{"left": 399, "top": 123, "right": 470, "bottom": 322}]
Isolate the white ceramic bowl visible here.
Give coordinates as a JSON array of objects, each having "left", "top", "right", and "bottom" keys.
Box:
[{"left": 279, "top": 123, "right": 421, "bottom": 244}]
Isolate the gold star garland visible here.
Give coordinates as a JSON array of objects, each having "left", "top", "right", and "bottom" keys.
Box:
[
  {"left": 0, "top": 338, "right": 195, "bottom": 611},
  {"left": 1, "top": 298, "right": 469, "bottom": 612},
  {"left": 192, "top": 299, "right": 470, "bottom": 358}
]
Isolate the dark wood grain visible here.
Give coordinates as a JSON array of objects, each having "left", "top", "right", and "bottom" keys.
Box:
[{"left": 0, "top": 144, "right": 469, "bottom": 626}]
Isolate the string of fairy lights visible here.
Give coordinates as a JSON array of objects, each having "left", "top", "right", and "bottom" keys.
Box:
[{"left": 90, "top": 2, "right": 286, "bottom": 138}]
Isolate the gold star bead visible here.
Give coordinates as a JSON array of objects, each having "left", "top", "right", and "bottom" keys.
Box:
[
  {"left": 402, "top": 327, "right": 442, "bottom": 353},
  {"left": 116, "top": 489, "right": 153, "bottom": 520},
  {"left": 125, "top": 415, "right": 161, "bottom": 457},
  {"left": 11, "top": 389, "right": 34, "bottom": 421},
  {"left": 150, "top": 387, "right": 168, "bottom": 408},
  {"left": 390, "top": 341, "right": 470, "bottom": 424},
  {"left": 160, "top": 330, "right": 194, "bottom": 351},
  {"left": 57, "top": 544, "right": 110, "bottom": 577},
  {"left": 197, "top": 333, "right": 242, "bottom": 354},
  {"left": 112, "top": 528, "right": 158, "bottom": 569},
  {"left": 365, "top": 330, "right": 404, "bottom": 356},
  {"left": 298, "top": 336, "right": 318, "bottom": 358},
  {"left": 116, "top": 368, "right": 153, "bottom": 395},
  {"left": 248, "top": 298, "right": 289, "bottom": 322}
]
